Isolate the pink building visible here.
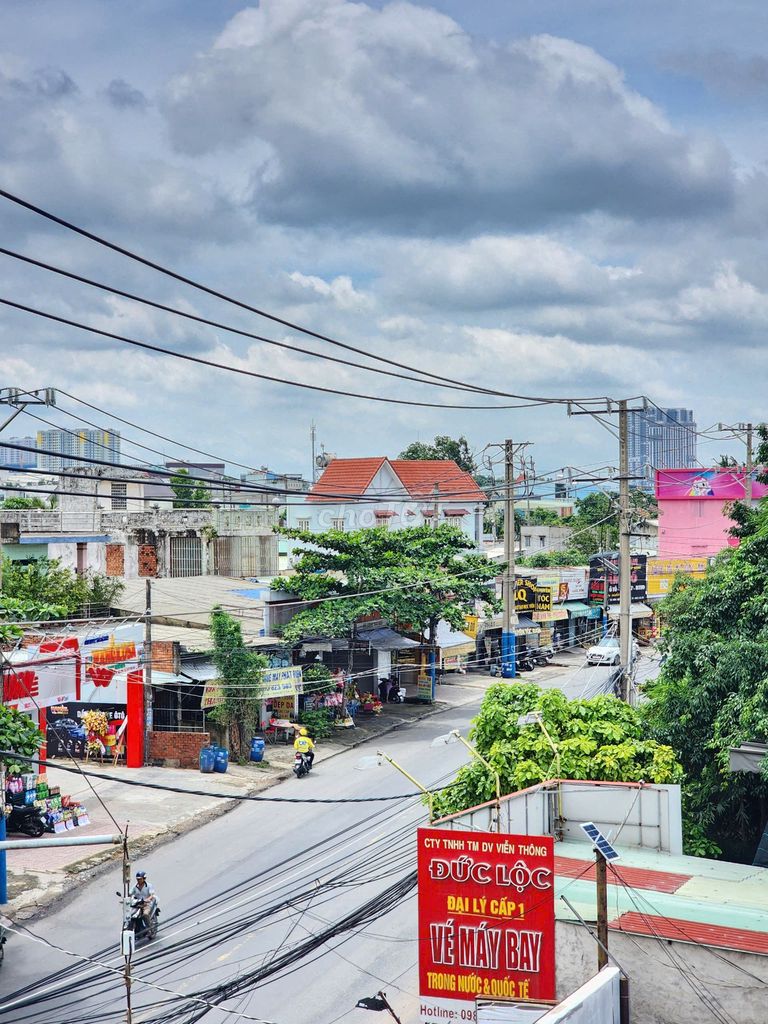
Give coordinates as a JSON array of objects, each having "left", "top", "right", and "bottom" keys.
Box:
[{"left": 656, "top": 469, "right": 768, "bottom": 558}]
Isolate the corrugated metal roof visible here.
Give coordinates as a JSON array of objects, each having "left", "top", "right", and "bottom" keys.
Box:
[
  {"left": 555, "top": 855, "right": 691, "bottom": 894},
  {"left": 611, "top": 911, "right": 768, "bottom": 955}
]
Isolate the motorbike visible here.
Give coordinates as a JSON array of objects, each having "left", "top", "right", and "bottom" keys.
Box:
[
  {"left": 120, "top": 895, "right": 159, "bottom": 942},
  {"left": 7, "top": 804, "right": 46, "bottom": 838},
  {"left": 293, "top": 751, "right": 313, "bottom": 778},
  {"left": 533, "top": 647, "right": 554, "bottom": 667}
]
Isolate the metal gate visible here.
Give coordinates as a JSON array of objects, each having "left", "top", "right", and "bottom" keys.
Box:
[
  {"left": 170, "top": 536, "right": 203, "bottom": 577},
  {"left": 214, "top": 535, "right": 278, "bottom": 577}
]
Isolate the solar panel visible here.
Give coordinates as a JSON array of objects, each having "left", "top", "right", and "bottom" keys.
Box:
[{"left": 580, "top": 821, "right": 620, "bottom": 861}]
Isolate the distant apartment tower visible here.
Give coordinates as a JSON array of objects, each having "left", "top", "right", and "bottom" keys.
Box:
[
  {"left": 36, "top": 428, "right": 121, "bottom": 471},
  {"left": 628, "top": 408, "right": 696, "bottom": 490},
  {"left": 0, "top": 435, "right": 37, "bottom": 469}
]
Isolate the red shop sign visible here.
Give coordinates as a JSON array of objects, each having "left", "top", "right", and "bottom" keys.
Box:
[{"left": 417, "top": 828, "right": 555, "bottom": 1020}]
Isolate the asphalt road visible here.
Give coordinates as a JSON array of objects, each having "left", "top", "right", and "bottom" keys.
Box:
[{"left": 0, "top": 655, "right": 656, "bottom": 1024}]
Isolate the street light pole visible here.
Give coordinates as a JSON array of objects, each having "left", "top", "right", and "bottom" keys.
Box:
[
  {"left": 503, "top": 440, "right": 518, "bottom": 679},
  {"left": 439, "top": 730, "right": 502, "bottom": 832},
  {"left": 375, "top": 751, "right": 435, "bottom": 822}
]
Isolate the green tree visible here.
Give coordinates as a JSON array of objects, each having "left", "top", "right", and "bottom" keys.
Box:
[
  {"left": 566, "top": 491, "right": 619, "bottom": 558},
  {"left": 518, "top": 549, "right": 583, "bottom": 568},
  {"left": 398, "top": 435, "right": 476, "bottom": 474},
  {"left": 209, "top": 607, "right": 268, "bottom": 761},
  {"left": 432, "top": 683, "right": 682, "bottom": 818},
  {"left": 717, "top": 455, "right": 738, "bottom": 468},
  {"left": 1, "top": 557, "right": 123, "bottom": 617},
  {"left": 0, "top": 703, "right": 44, "bottom": 774},
  {"left": 643, "top": 425, "right": 768, "bottom": 860},
  {"left": 274, "top": 524, "right": 500, "bottom": 648},
  {"left": 170, "top": 468, "right": 212, "bottom": 508},
  {"left": 525, "top": 508, "right": 561, "bottom": 526},
  {"left": 1, "top": 497, "right": 47, "bottom": 509}
]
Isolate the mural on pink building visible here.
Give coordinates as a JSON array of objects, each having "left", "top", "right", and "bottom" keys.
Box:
[{"left": 655, "top": 469, "right": 768, "bottom": 559}]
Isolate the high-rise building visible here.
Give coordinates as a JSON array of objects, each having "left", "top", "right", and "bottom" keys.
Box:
[
  {"left": 36, "top": 428, "right": 121, "bottom": 471},
  {"left": 628, "top": 408, "right": 696, "bottom": 490},
  {"left": 0, "top": 435, "right": 38, "bottom": 469}
]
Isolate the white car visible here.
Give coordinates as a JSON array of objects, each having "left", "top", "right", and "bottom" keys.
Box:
[{"left": 586, "top": 636, "right": 638, "bottom": 666}]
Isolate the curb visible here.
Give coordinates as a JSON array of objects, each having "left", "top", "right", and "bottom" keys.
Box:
[{"left": 7, "top": 695, "right": 480, "bottom": 922}]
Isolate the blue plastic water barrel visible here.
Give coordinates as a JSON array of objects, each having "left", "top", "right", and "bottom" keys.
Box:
[
  {"left": 214, "top": 747, "right": 229, "bottom": 773},
  {"left": 199, "top": 747, "right": 215, "bottom": 773},
  {"left": 250, "top": 737, "right": 266, "bottom": 762}
]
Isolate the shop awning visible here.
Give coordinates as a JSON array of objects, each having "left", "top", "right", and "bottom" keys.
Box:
[
  {"left": 513, "top": 615, "right": 540, "bottom": 635},
  {"left": 533, "top": 608, "right": 569, "bottom": 622},
  {"left": 563, "top": 601, "right": 592, "bottom": 617},
  {"left": 729, "top": 742, "right": 768, "bottom": 774},
  {"left": 435, "top": 620, "right": 476, "bottom": 656},
  {"left": 356, "top": 626, "right": 420, "bottom": 651},
  {"left": 608, "top": 603, "right": 654, "bottom": 619}
]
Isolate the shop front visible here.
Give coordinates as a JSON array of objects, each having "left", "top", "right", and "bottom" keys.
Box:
[{"left": 563, "top": 601, "right": 603, "bottom": 646}]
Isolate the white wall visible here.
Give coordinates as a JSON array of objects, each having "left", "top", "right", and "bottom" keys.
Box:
[{"left": 48, "top": 541, "right": 107, "bottom": 574}]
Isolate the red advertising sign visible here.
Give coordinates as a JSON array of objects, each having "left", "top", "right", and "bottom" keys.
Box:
[{"left": 417, "top": 828, "right": 555, "bottom": 1022}]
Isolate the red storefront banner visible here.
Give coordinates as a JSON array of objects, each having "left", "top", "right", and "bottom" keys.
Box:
[{"left": 417, "top": 828, "right": 555, "bottom": 1022}]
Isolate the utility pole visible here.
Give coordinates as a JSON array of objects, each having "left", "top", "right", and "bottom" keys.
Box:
[
  {"left": 310, "top": 421, "right": 317, "bottom": 483},
  {"left": 144, "top": 580, "right": 153, "bottom": 766},
  {"left": 121, "top": 830, "right": 133, "bottom": 1024},
  {"left": 618, "top": 401, "right": 632, "bottom": 702},
  {"left": 718, "top": 421, "right": 755, "bottom": 505},
  {"left": 503, "top": 440, "right": 517, "bottom": 679},
  {"left": 499, "top": 441, "right": 530, "bottom": 678},
  {"left": 432, "top": 481, "right": 439, "bottom": 528},
  {"left": 569, "top": 401, "right": 646, "bottom": 702},
  {"left": 595, "top": 849, "right": 608, "bottom": 970}
]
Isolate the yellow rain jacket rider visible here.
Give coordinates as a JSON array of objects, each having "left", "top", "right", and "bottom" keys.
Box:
[{"left": 294, "top": 728, "right": 315, "bottom": 767}]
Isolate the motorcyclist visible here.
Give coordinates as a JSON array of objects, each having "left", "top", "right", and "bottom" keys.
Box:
[
  {"left": 293, "top": 727, "right": 315, "bottom": 768},
  {"left": 130, "top": 870, "right": 158, "bottom": 924}
]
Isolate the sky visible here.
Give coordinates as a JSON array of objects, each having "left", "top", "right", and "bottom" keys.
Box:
[{"left": 1, "top": 0, "right": 767, "bottom": 484}]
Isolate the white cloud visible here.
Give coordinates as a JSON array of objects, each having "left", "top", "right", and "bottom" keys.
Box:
[
  {"left": 287, "top": 271, "right": 372, "bottom": 310},
  {"left": 161, "top": 0, "right": 732, "bottom": 232}
]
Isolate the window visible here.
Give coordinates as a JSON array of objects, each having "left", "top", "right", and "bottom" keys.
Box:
[
  {"left": 538, "top": 535, "right": 546, "bottom": 547},
  {"left": 110, "top": 481, "right": 127, "bottom": 510},
  {"left": 297, "top": 518, "right": 310, "bottom": 531},
  {"left": 332, "top": 518, "right": 345, "bottom": 531},
  {"left": 523, "top": 534, "right": 531, "bottom": 547}
]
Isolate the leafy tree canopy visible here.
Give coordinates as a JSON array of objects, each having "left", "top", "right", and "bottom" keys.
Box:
[
  {"left": 0, "top": 703, "right": 44, "bottom": 770},
  {"left": 274, "top": 524, "right": 500, "bottom": 644},
  {"left": 524, "top": 508, "right": 561, "bottom": 526},
  {"left": 642, "top": 423, "right": 768, "bottom": 860},
  {"left": 170, "top": 468, "right": 212, "bottom": 509},
  {"left": 518, "top": 549, "right": 584, "bottom": 568},
  {"left": 209, "top": 607, "right": 268, "bottom": 760},
  {"left": 1, "top": 497, "right": 47, "bottom": 509},
  {"left": 398, "top": 435, "right": 476, "bottom": 474},
  {"left": 432, "top": 683, "right": 682, "bottom": 819},
  {"left": 1, "top": 557, "right": 123, "bottom": 619}
]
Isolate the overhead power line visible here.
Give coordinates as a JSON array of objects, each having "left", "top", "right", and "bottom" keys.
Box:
[
  {"left": 0, "top": 187, "right": 608, "bottom": 405},
  {"left": 0, "top": 246, "right": 525, "bottom": 398},
  {"left": 0, "top": 296, "right": 542, "bottom": 410}
]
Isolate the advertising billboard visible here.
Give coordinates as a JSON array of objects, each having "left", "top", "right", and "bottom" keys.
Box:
[
  {"left": 417, "top": 828, "right": 556, "bottom": 1024},
  {"left": 588, "top": 554, "right": 647, "bottom": 605},
  {"left": 46, "top": 701, "right": 127, "bottom": 759},
  {"left": 536, "top": 569, "right": 589, "bottom": 603},
  {"left": 80, "top": 624, "right": 143, "bottom": 704},
  {"left": 655, "top": 469, "right": 768, "bottom": 501},
  {"left": 515, "top": 581, "right": 552, "bottom": 615},
  {"left": 647, "top": 557, "right": 708, "bottom": 596},
  {"left": 2, "top": 655, "right": 78, "bottom": 712}
]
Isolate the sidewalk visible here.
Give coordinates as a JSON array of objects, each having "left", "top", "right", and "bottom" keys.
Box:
[{"left": 4, "top": 678, "right": 484, "bottom": 920}]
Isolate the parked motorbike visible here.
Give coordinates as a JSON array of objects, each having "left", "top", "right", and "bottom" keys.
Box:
[
  {"left": 7, "top": 804, "right": 46, "bottom": 838},
  {"left": 293, "top": 751, "right": 313, "bottom": 779},
  {"left": 534, "top": 647, "right": 554, "bottom": 667}
]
